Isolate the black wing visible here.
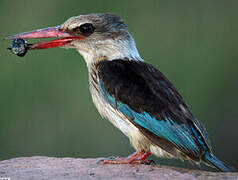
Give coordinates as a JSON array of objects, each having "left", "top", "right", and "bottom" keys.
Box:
[{"left": 97, "top": 59, "right": 211, "bottom": 161}]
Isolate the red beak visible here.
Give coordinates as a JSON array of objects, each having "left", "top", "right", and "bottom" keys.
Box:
[{"left": 5, "top": 26, "right": 85, "bottom": 50}]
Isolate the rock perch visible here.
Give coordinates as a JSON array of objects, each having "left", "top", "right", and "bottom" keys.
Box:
[{"left": 0, "top": 156, "right": 237, "bottom": 180}]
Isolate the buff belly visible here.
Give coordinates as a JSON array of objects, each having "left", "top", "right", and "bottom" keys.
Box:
[{"left": 90, "top": 82, "right": 174, "bottom": 159}]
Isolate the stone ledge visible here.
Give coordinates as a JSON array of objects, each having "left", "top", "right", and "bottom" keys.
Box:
[{"left": 0, "top": 156, "right": 237, "bottom": 180}]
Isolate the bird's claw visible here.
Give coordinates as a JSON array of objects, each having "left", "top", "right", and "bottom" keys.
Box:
[
  {"left": 97, "top": 156, "right": 119, "bottom": 164},
  {"left": 98, "top": 156, "right": 154, "bottom": 165},
  {"left": 140, "top": 159, "right": 155, "bottom": 165}
]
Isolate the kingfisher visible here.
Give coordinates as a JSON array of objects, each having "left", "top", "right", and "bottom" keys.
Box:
[{"left": 6, "top": 13, "right": 233, "bottom": 172}]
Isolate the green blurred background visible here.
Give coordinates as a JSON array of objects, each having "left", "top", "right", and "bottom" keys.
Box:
[{"left": 1, "top": 0, "right": 237, "bottom": 171}]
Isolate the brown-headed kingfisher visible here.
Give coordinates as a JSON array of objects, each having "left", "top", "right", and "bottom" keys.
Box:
[{"left": 5, "top": 13, "right": 233, "bottom": 172}]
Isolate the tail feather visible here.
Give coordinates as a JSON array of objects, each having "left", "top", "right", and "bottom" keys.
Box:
[{"left": 203, "top": 152, "right": 234, "bottom": 172}]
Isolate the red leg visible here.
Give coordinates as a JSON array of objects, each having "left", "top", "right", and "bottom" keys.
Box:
[
  {"left": 140, "top": 152, "right": 151, "bottom": 160},
  {"left": 103, "top": 150, "right": 152, "bottom": 165},
  {"left": 136, "top": 152, "right": 152, "bottom": 164}
]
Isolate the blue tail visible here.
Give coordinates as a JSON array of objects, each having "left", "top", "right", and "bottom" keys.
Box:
[{"left": 203, "top": 152, "right": 234, "bottom": 172}]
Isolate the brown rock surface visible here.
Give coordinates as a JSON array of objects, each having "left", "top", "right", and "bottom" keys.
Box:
[{"left": 0, "top": 156, "right": 237, "bottom": 180}]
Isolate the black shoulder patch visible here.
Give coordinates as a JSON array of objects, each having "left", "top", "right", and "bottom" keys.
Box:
[{"left": 97, "top": 60, "right": 188, "bottom": 122}]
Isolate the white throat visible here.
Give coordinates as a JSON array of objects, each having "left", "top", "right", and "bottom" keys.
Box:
[{"left": 77, "top": 38, "right": 143, "bottom": 67}]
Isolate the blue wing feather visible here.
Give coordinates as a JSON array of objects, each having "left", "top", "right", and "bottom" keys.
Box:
[
  {"left": 96, "top": 60, "right": 233, "bottom": 172},
  {"left": 99, "top": 79, "right": 201, "bottom": 155}
]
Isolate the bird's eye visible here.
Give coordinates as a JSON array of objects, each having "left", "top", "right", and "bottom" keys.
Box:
[{"left": 72, "top": 23, "right": 95, "bottom": 36}]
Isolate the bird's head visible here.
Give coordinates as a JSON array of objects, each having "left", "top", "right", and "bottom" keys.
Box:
[{"left": 6, "top": 13, "right": 142, "bottom": 65}]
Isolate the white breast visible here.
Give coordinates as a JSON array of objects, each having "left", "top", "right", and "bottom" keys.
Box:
[{"left": 90, "top": 80, "right": 138, "bottom": 138}]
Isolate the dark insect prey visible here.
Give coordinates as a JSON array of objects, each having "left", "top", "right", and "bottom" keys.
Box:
[{"left": 8, "top": 38, "right": 28, "bottom": 57}]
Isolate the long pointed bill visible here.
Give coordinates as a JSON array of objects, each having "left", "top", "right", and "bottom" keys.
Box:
[{"left": 5, "top": 26, "right": 85, "bottom": 50}]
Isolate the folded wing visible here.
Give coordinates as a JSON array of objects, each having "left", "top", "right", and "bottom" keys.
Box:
[{"left": 97, "top": 59, "right": 211, "bottom": 162}]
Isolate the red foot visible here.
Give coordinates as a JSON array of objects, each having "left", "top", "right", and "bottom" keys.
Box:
[{"left": 103, "top": 151, "right": 152, "bottom": 165}]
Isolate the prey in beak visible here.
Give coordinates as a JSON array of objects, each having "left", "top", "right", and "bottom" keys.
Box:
[
  {"left": 5, "top": 25, "right": 85, "bottom": 57},
  {"left": 5, "top": 14, "right": 133, "bottom": 62}
]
